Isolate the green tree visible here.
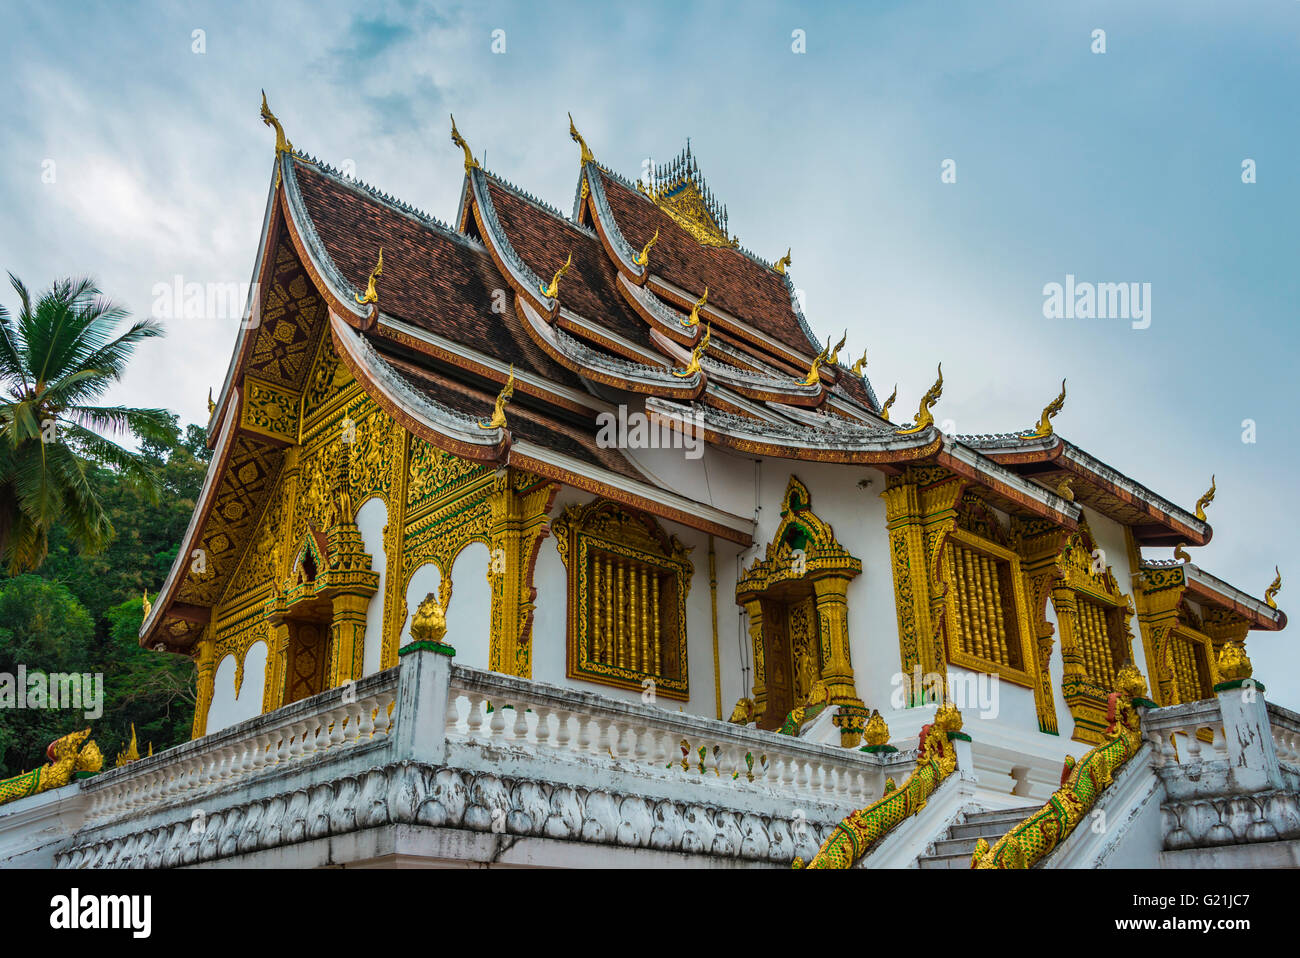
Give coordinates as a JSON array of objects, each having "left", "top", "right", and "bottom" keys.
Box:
[{"left": 0, "top": 274, "right": 172, "bottom": 573}]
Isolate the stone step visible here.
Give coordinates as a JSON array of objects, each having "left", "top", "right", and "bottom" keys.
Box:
[
  {"left": 945, "top": 808, "right": 1037, "bottom": 840},
  {"left": 927, "top": 835, "right": 990, "bottom": 858},
  {"left": 917, "top": 851, "right": 975, "bottom": 869}
]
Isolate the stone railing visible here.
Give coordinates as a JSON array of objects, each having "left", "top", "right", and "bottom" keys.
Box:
[
  {"left": 1267, "top": 702, "right": 1300, "bottom": 772},
  {"left": 1143, "top": 698, "right": 1228, "bottom": 769},
  {"left": 80, "top": 668, "right": 398, "bottom": 828}
]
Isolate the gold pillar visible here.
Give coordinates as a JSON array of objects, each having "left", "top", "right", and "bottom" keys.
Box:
[
  {"left": 262, "top": 618, "right": 291, "bottom": 713},
  {"left": 379, "top": 428, "right": 411, "bottom": 669},
  {"left": 743, "top": 599, "right": 767, "bottom": 724},
  {"left": 328, "top": 593, "right": 371, "bottom": 686},
  {"left": 191, "top": 635, "right": 216, "bottom": 739},
  {"left": 487, "top": 470, "right": 558, "bottom": 678},
  {"left": 811, "top": 575, "right": 867, "bottom": 746}
]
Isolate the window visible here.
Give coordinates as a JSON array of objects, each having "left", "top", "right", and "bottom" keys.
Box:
[
  {"left": 1168, "top": 629, "right": 1213, "bottom": 704},
  {"left": 944, "top": 530, "right": 1035, "bottom": 686}
]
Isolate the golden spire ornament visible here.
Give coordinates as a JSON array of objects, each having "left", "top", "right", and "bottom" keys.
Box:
[
  {"left": 1173, "top": 543, "right": 1191, "bottom": 563},
  {"left": 1265, "top": 566, "right": 1282, "bottom": 609},
  {"left": 1194, "top": 475, "right": 1216, "bottom": 521},
  {"left": 851, "top": 349, "right": 868, "bottom": 377},
  {"left": 878, "top": 384, "right": 897, "bottom": 422},
  {"left": 896, "top": 363, "right": 943, "bottom": 436},
  {"left": 773, "top": 249, "right": 792, "bottom": 275},
  {"left": 539, "top": 252, "right": 572, "bottom": 299},
  {"left": 1055, "top": 476, "right": 1075, "bottom": 502},
  {"left": 142, "top": 592, "right": 151, "bottom": 618},
  {"left": 633, "top": 228, "right": 659, "bottom": 268},
  {"left": 1027, "top": 379, "right": 1066, "bottom": 439},
  {"left": 259, "top": 90, "right": 293, "bottom": 155},
  {"left": 683, "top": 286, "right": 708, "bottom": 327},
  {"left": 827, "top": 330, "right": 847, "bottom": 367},
  {"left": 1217, "top": 642, "right": 1253, "bottom": 682},
  {"left": 207, "top": 387, "right": 216, "bottom": 417},
  {"left": 449, "top": 114, "right": 479, "bottom": 172},
  {"left": 801, "top": 339, "right": 830, "bottom": 386},
  {"left": 568, "top": 112, "right": 594, "bottom": 164},
  {"left": 673, "top": 324, "right": 710, "bottom": 378},
  {"left": 355, "top": 247, "right": 383, "bottom": 306},
  {"left": 480, "top": 366, "right": 515, "bottom": 429}
]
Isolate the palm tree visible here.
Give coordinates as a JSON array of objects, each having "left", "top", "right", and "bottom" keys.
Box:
[{"left": 0, "top": 274, "right": 172, "bottom": 573}]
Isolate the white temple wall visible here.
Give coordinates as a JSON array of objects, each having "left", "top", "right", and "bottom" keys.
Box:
[
  {"left": 206, "top": 640, "right": 267, "bottom": 735},
  {"left": 446, "top": 542, "right": 491, "bottom": 671},
  {"left": 356, "top": 495, "right": 388, "bottom": 677}
]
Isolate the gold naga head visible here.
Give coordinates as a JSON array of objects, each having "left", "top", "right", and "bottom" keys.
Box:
[
  {"left": 933, "top": 700, "right": 963, "bottom": 737},
  {"left": 1173, "top": 542, "right": 1191, "bottom": 563},
  {"left": 673, "top": 324, "right": 711, "bottom": 378},
  {"left": 682, "top": 286, "right": 708, "bottom": 327},
  {"left": 479, "top": 365, "right": 515, "bottom": 430},
  {"left": 728, "top": 698, "right": 755, "bottom": 724},
  {"left": 142, "top": 591, "right": 151, "bottom": 618},
  {"left": 1217, "top": 642, "right": 1253, "bottom": 682},
  {"left": 355, "top": 247, "right": 383, "bottom": 306},
  {"left": 260, "top": 90, "right": 293, "bottom": 155},
  {"left": 1265, "top": 566, "right": 1282, "bottom": 609},
  {"left": 773, "top": 248, "right": 792, "bottom": 275},
  {"left": 1194, "top": 475, "right": 1216, "bottom": 521},
  {"left": 826, "top": 330, "right": 847, "bottom": 367},
  {"left": 410, "top": 589, "right": 448, "bottom": 644},
  {"left": 568, "top": 112, "right": 594, "bottom": 164},
  {"left": 207, "top": 387, "right": 216, "bottom": 416},
  {"left": 633, "top": 228, "right": 659, "bottom": 268},
  {"left": 539, "top": 252, "right": 572, "bottom": 300},
  {"left": 1055, "top": 476, "right": 1075, "bottom": 502},
  {"left": 896, "top": 363, "right": 943, "bottom": 436},
  {"left": 1114, "top": 663, "right": 1149, "bottom": 703},
  {"left": 449, "top": 114, "right": 479, "bottom": 172},
  {"left": 850, "top": 349, "right": 868, "bottom": 377},
  {"left": 879, "top": 384, "right": 897, "bottom": 422},
  {"left": 801, "top": 339, "right": 831, "bottom": 387},
  {"left": 1027, "top": 378, "right": 1066, "bottom": 439}
]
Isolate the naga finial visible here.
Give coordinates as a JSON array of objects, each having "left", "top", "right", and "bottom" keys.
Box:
[
  {"left": 673, "top": 324, "right": 710, "bottom": 378},
  {"left": 851, "top": 349, "right": 868, "bottom": 377},
  {"left": 896, "top": 363, "right": 943, "bottom": 436},
  {"left": 878, "top": 384, "right": 897, "bottom": 422},
  {"left": 1055, "top": 476, "right": 1075, "bottom": 502},
  {"left": 862, "top": 710, "right": 891, "bottom": 747},
  {"left": 207, "top": 387, "right": 216, "bottom": 417},
  {"left": 568, "top": 112, "right": 594, "bottom": 165},
  {"left": 355, "top": 247, "right": 383, "bottom": 306},
  {"left": 801, "top": 339, "right": 830, "bottom": 386},
  {"left": 1194, "top": 475, "right": 1216, "bottom": 521},
  {"left": 683, "top": 286, "right": 708, "bottom": 328},
  {"left": 1217, "top": 642, "right": 1253, "bottom": 682},
  {"left": 142, "top": 591, "right": 151, "bottom": 618},
  {"left": 410, "top": 589, "right": 449, "bottom": 644},
  {"left": 260, "top": 90, "right": 293, "bottom": 155},
  {"left": 826, "top": 330, "right": 848, "bottom": 367},
  {"left": 480, "top": 365, "right": 515, "bottom": 430},
  {"left": 449, "top": 114, "right": 480, "bottom": 172},
  {"left": 539, "top": 252, "right": 572, "bottom": 300},
  {"left": 1173, "top": 542, "right": 1191, "bottom": 563},
  {"left": 774, "top": 248, "right": 792, "bottom": 275},
  {"left": 1028, "top": 378, "right": 1066, "bottom": 439},
  {"left": 633, "top": 228, "right": 659, "bottom": 268},
  {"left": 1265, "top": 566, "right": 1282, "bottom": 609}
]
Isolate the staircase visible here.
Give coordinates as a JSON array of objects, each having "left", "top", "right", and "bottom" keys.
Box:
[{"left": 916, "top": 806, "right": 1037, "bottom": 869}]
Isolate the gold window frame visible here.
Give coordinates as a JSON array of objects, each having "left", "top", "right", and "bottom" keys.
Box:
[{"left": 943, "top": 527, "right": 1037, "bottom": 689}]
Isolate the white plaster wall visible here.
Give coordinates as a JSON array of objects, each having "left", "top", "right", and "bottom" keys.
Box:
[
  {"left": 356, "top": 496, "right": 388, "bottom": 677},
  {"left": 205, "top": 640, "right": 267, "bottom": 735},
  {"left": 447, "top": 542, "right": 491, "bottom": 670}
]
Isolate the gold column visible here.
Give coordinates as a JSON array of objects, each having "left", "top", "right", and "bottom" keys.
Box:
[
  {"left": 487, "top": 470, "right": 558, "bottom": 678},
  {"left": 262, "top": 618, "right": 291, "bottom": 713},
  {"left": 810, "top": 575, "right": 867, "bottom": 747},
  {"left": 191, "top": 634, "right": 216, "bottom": 739},
  {"left": 328, "top": 593, "right": 370, "bottom": 687},
  {"left": 743, "top": 599, "right": 768, "bottom": 724},
  {"left": 379, "top": 427, "right": 410, "bottom": 669}
]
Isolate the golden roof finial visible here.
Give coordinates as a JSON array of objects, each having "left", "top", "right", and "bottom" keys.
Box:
[
  {"left": 1028, "top": 378, "right": 1067, "bottom": 439},
  {"left": 1056, "top": 476, "right": 1075, "bottom": 502},
  {"left": 539, "top": 252, "right": 572, "bottom": 300},
  {"left": 568, "top": 112, "right": 594, "bottom": 165},
  {"left": 851, "top": 349, "right": 868, "bottom": 377},
  {"left": 114, "top": 724, "right": 140, "bottom": 768},
  {"left": 355, "top": 247, "right": 383, "bottom": 306},
  {"left": 1265, "top": 566, "right": 1282, "bottom": 609},
  {"left": 827, "top": 330, "right": 847, "bottom": 367},
  {"left": 260, "top": 90, "right": 293, "bottom": 155},
  {"left": 896, "top": 363, "right": 943, "bottom": 436},
  {"left": 1174, "top": 542, "right": 1191, "bottom": 563},
  {"left": 673, "top": 324, "right": 710, "bottom": 378},
  {"left": 633, "top": 228, "right": 659, "bottom": 268},
  {"left": 1217, "top": 641, "right": 1253, "bottom": 682},
  {"left": 142, "top": 591, "right": 151, "bottom": 618},
  {"left": 774, "top": 248, "right": 792, "bottom": 275},
  {"left": 683, "top": 286, "right": 708, "bottom": 328},
  {"left": 207, "top": 387, "right": 216, "bottom": 417},
  {"left": 879, "top": 384, "right": 897, "bottom": 422},
  {"left": 479, "top": 365, "right": 515, "bottom": 430},
  {"left": 449, "top": 114, "right": 479, "bottom": 172},
  {"left": 1194, "top": 475, "right": 1216, "bottom": 521},
  {"left": 801, "top": 338, "right": 831, "bottom": 386}
]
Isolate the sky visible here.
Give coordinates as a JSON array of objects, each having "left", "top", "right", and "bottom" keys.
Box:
[{"left": 1, "top": 0, "right": 1296, "bottom": 707}]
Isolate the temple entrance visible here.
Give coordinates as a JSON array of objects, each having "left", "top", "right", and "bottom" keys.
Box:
[
  {"left": 754, "top": 589, "right": 822, "bottom": 731},
  {"left": 282, "top": 616, "right": 331, "bottom": 706}
]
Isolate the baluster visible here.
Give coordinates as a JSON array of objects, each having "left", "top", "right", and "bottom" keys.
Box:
[
  {"left": 444, "top": 692, "right": 462, "bottom": 738},
  {"left": 532, "top": 705, "right": 553, "bottom": 745},
  {"left": 464, "top": 693, "right": 485, "bottom": 737},
  {"left": 553, "top": 709, "right": 572, "bottom": 749},
  {"left": 328, "top": 710, "right": 347, "bottom": 748},
  {"left": 489, "top": 701, "right": 508, "bottom": 738},
  {"left": 374, "top": 696, "right": 395, "bottom": 737},
  {"left": 577, "top": 715, "right": 596, "bottom": 753}
]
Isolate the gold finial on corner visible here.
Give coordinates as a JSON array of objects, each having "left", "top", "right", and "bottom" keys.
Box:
[
  {"left": 355, "top": 247, "right": 383, "bottom": 306},
  {"left": 114, "top": 724, "right": 140, "bottom": 768},
  {"left": 773, "top": 248, "right": 792, "bottom": 275},
  {"left": 410, "top": 589, "right": 448, "bottom": 644},
  {"left": 683, "top": 286, "right": 708, "bottom": 328},
  {"left": 1265, "top": 566, "right": 1282, "bottom": 609},
  {"left": 801, "top": 338, "right": 831, "bottom": 386},
  {"left": 479, "top": 366, "right": 515, "bottom": 430},
  {"left": 633, "top": 228, "right": 659, "bottom": 268},
  {"left": 896, "top": 363, "right": 943, "bottom": 436},
  {"left": 826, "top": 330, "right": 847, "bottom": 367},
  {"left": 1194, "top": 475, "right": 1216, "bottom": 521},
  {"left": 207, "top": 387, "right": 216, "bottom": 417},
  {"left": 450, "top": 114, "right": 480, "bottom": 172},
  {"left": 1173, "top": 542, "right": 1191, "bottom": 563},
  {"left": 851, "top": 349, "right": 868, "bottom": 377},
  {"left": 142, "top": 591, "right": 151, "bottom": 618},
  {"left": 879, "top": 384, "right": 897, "bottom": 422},
  {"left": 673, "top": 324, "right": 710, "bottom": 378},
  {"left": 260, "top": 90, "right": 293, "bottom": 155},
  {"left": 1056, "top": 476, "right": 1075, "bottom": 502},
  {"left": 1028, "top": 378, "right": 1067, "bottom": 439},
  {"left": 539, "top": 252, "right": 572, "bottom": 300},
  {"left": 1217, "top": 641, "right": 1253, "bottom": 682},
  {"left": 568, "top": 112, "right": 595, "bottom": 165},
  {"left": 862, "top": 710, "right": 890, "bottom": 748}
]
